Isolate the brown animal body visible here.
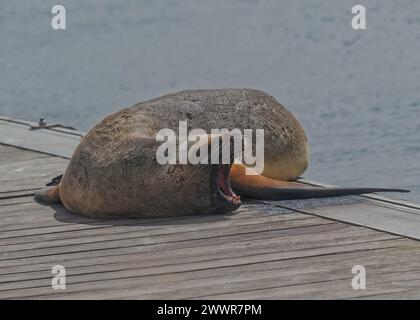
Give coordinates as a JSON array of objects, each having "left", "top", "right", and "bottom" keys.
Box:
[{"left": 35, "top": 89, "right": 408, "bottom": 218}]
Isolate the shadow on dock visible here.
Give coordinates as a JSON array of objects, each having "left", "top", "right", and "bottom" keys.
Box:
[{"left": 34, "top": 198, "right": 239, "bottom": 227}]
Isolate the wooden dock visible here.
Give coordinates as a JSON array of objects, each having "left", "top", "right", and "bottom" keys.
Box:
[{"left": 1, "top": 116, "right": 420, "bottom": 299}]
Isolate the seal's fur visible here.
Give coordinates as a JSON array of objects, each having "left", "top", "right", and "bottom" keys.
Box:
[{"left": 35, "top": 89, "right": 408, "bottom": 218}]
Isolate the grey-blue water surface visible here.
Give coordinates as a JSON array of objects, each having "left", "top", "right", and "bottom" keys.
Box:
[{"left": 1, "top": 0, "right": 419, "bottom": 202}]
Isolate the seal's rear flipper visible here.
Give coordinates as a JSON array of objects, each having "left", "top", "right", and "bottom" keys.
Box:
[
  {"left": 234, "top": 184, "right": 409, "bottom": 200},
  {"left": 34, "top": 185, "right": 62, "bottom": 204},
  {"left": 230, "top": 164, "right": 409, "bottom": 200}
]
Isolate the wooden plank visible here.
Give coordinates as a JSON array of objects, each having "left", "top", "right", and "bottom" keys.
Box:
[
  {"left": 0, "top": 145, "right": 68, "bottom": 194},
  {"left": 0, "top": 118, "right": 81, "bottom": 159},
  {"left": 0, "top": 209, "right": 303, "bottom": 246},
  {"left": 0, "top": 224, "right": 395, "bottom": 277},
  {"left": 0, "top": 217, "right": 324, "bottom": 271},
  {"left": 0, "top": 213, "right": 322, "bottom": 254},
  {"left": 190, "top": 276, "right": 420, "bottom": 300},
  {"left": 0, "top": 217, "right": 334, "bottom": 262},
  {"left": 269, "top": 198, "right": 420, "bottom": 241},
  {"left": 299, "top": 177, "right": 420, "bottom": 210},
  {"left": 353, "top": 290, "right": 420, "bottom": 300},
  {"left": 0, "top": 199, "right": 292, "bottom": 233},
  {"left": 2, "top": 239, "right": 418, "bottom": 299},
  {"left": 0, "top": 225, "right": 397, "bottom": 284},
  {"left": 0, "top": 158, "right": 67, "bottom": 193},
  {"left": 0, "top": 204, "right": 275, "bottom": 238},
  {"left": 0, "top": 235, "right": 406, "bottom": 295},
  {"left": 0, "top": 144, "right": 47, "bottom": 165},
  {"left": 0, "top": 216, "right": 348, "bottom": 266},
  {"left": 0, "top": 193, "right": 419, "bottom": 300},
  {"left": 0, "top": 116, "right": 84, "bottom": 137}
]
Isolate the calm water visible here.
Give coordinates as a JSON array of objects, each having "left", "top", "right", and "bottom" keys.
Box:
[{"left": 1, "top": 0, "right": 419, "bottom": 201}]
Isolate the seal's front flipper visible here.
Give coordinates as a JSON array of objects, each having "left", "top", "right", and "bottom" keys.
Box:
[
  {"left": 34, "top": 185, "right": 62, "bottom": 204},
  {"left": 46, "top": 174, "right": 63, "bottom": 186},
  {"left": 229, "top": 164, "right": 409, "bottom": 200}
]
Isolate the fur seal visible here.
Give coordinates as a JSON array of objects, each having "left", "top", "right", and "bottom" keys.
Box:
[{"left": 35, "top": 89, "right": 408, "bottom": 218}]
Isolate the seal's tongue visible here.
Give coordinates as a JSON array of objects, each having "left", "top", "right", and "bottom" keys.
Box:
[{"left": 216, "top": 164, "right": 240, "bottom": 204}]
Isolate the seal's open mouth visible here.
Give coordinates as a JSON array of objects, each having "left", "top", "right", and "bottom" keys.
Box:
[{"left": 216, "top": 164, "right": 241, "bottom": 205}]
